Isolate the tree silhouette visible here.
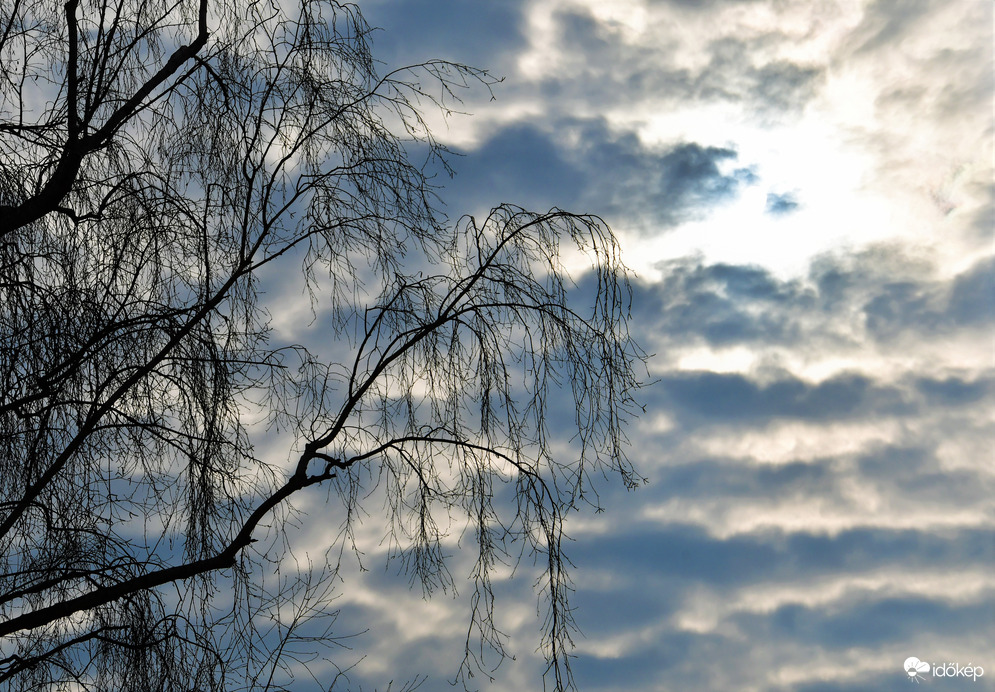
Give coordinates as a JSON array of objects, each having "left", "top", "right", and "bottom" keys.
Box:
[{"left": 0, "top": 1, "right": 644, "bottom": 689}]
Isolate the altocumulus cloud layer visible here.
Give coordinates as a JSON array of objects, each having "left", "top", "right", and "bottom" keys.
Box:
[{"left": 257, "top": 1, "right": 993, "bottom": 690}]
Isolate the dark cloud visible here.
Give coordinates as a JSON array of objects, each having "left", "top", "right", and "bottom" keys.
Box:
[
  {"left": 794, "top": 676, "right": 945, "bottom": 692},
  {"left": 915, "top": 375, "right": 993, "bottom": 406},
  {"left": 434, "top": 123, "right": 585, "bottom": 213},
  {"left": 862, "top": 281, "right": 934, "bottom": 338},
  {"left": 565, "top": 120, "right": 759, "bottom": 226},
  {"left": 857, "top": 444, "right": 995, "bottom": 508},
  {"left": 697, "top": 38, "right": 826, "bottom": 114},
  {"left": 553, "top": 7, "right": 613, "bottom": 56},
  {"left": 781, "top": 527, "right": 995, "bottom": 576},
  {"left": 637, "top": 366, "right": 991, "bottom": 433},
  {"left": 654, "top": 142, "right": 754, "bottom": 215},
  {"left": 632, "top": 260, "right": 813, "bottom": 346},
  {"left": 947, "top": 256, "right": 995, "bottom": 327},
  {"left": 751, "top": 61, "right": 824, "bottom": 112},
  {"left": 573, "top": 525, "right": 995, "bottom": 591},
  {"left": 739, "top": 594, "right": 995, "bottom": 648},
  {"left": 440, "top": 118, "right": 756, "bottom": 229},
  {"left": 766, "top": 191, "right": 800, "bottom": 215},
  {"left": 361, "top": 0, "right": 527, "bottom": 72},
  {"left": 566, "top": 522, "right": 995, "bottom": 689},
  {"left": 633, "top": 252, "right": 995, "bottom": 351},
  {"left": 857, "top": 255, "right": 995, "bottom": 338},
  {"left": 574, "top": 524, "right": 780, "bottom": 589},
  {"left": 650, "top": 458, "right": 831, "bottom": 501},
  {"left": 647, "top": 371, "right": 914, "bottom": 424}
]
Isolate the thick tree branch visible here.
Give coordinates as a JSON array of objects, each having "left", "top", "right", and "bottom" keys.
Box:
[
  {"left": 0, "top": 467, "right": 331, "bottom": 638},
  {"left": 0, "top": 0, "right": 210, "bottom": 235}
]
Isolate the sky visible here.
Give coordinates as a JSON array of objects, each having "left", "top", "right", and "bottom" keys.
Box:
[{"left": 265, "top": 1, "right": 994, "bottom": 691}]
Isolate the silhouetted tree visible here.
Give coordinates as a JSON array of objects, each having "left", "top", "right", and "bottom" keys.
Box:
[{"left": 0, "top": 1, "right": 643, "bottom": 690}]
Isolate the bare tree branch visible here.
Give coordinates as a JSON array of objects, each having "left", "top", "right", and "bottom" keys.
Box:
[{"left": 0, "top": 1, "right": 644, "bottom": 690}]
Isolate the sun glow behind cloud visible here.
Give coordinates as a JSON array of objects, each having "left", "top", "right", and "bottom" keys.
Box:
[
  {"left": 624, "top": 123, "right": 888, "bottom": 280},
  {"left": 600, "top": 45, "right": 979, "bottom": 282},
  {"left": 409, "top": 0, "right": 991, "bottom": 284}
]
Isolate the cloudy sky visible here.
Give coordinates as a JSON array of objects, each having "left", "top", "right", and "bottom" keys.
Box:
[{"left": 277, "top": 2, "right": 993, "bottom": 690}]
